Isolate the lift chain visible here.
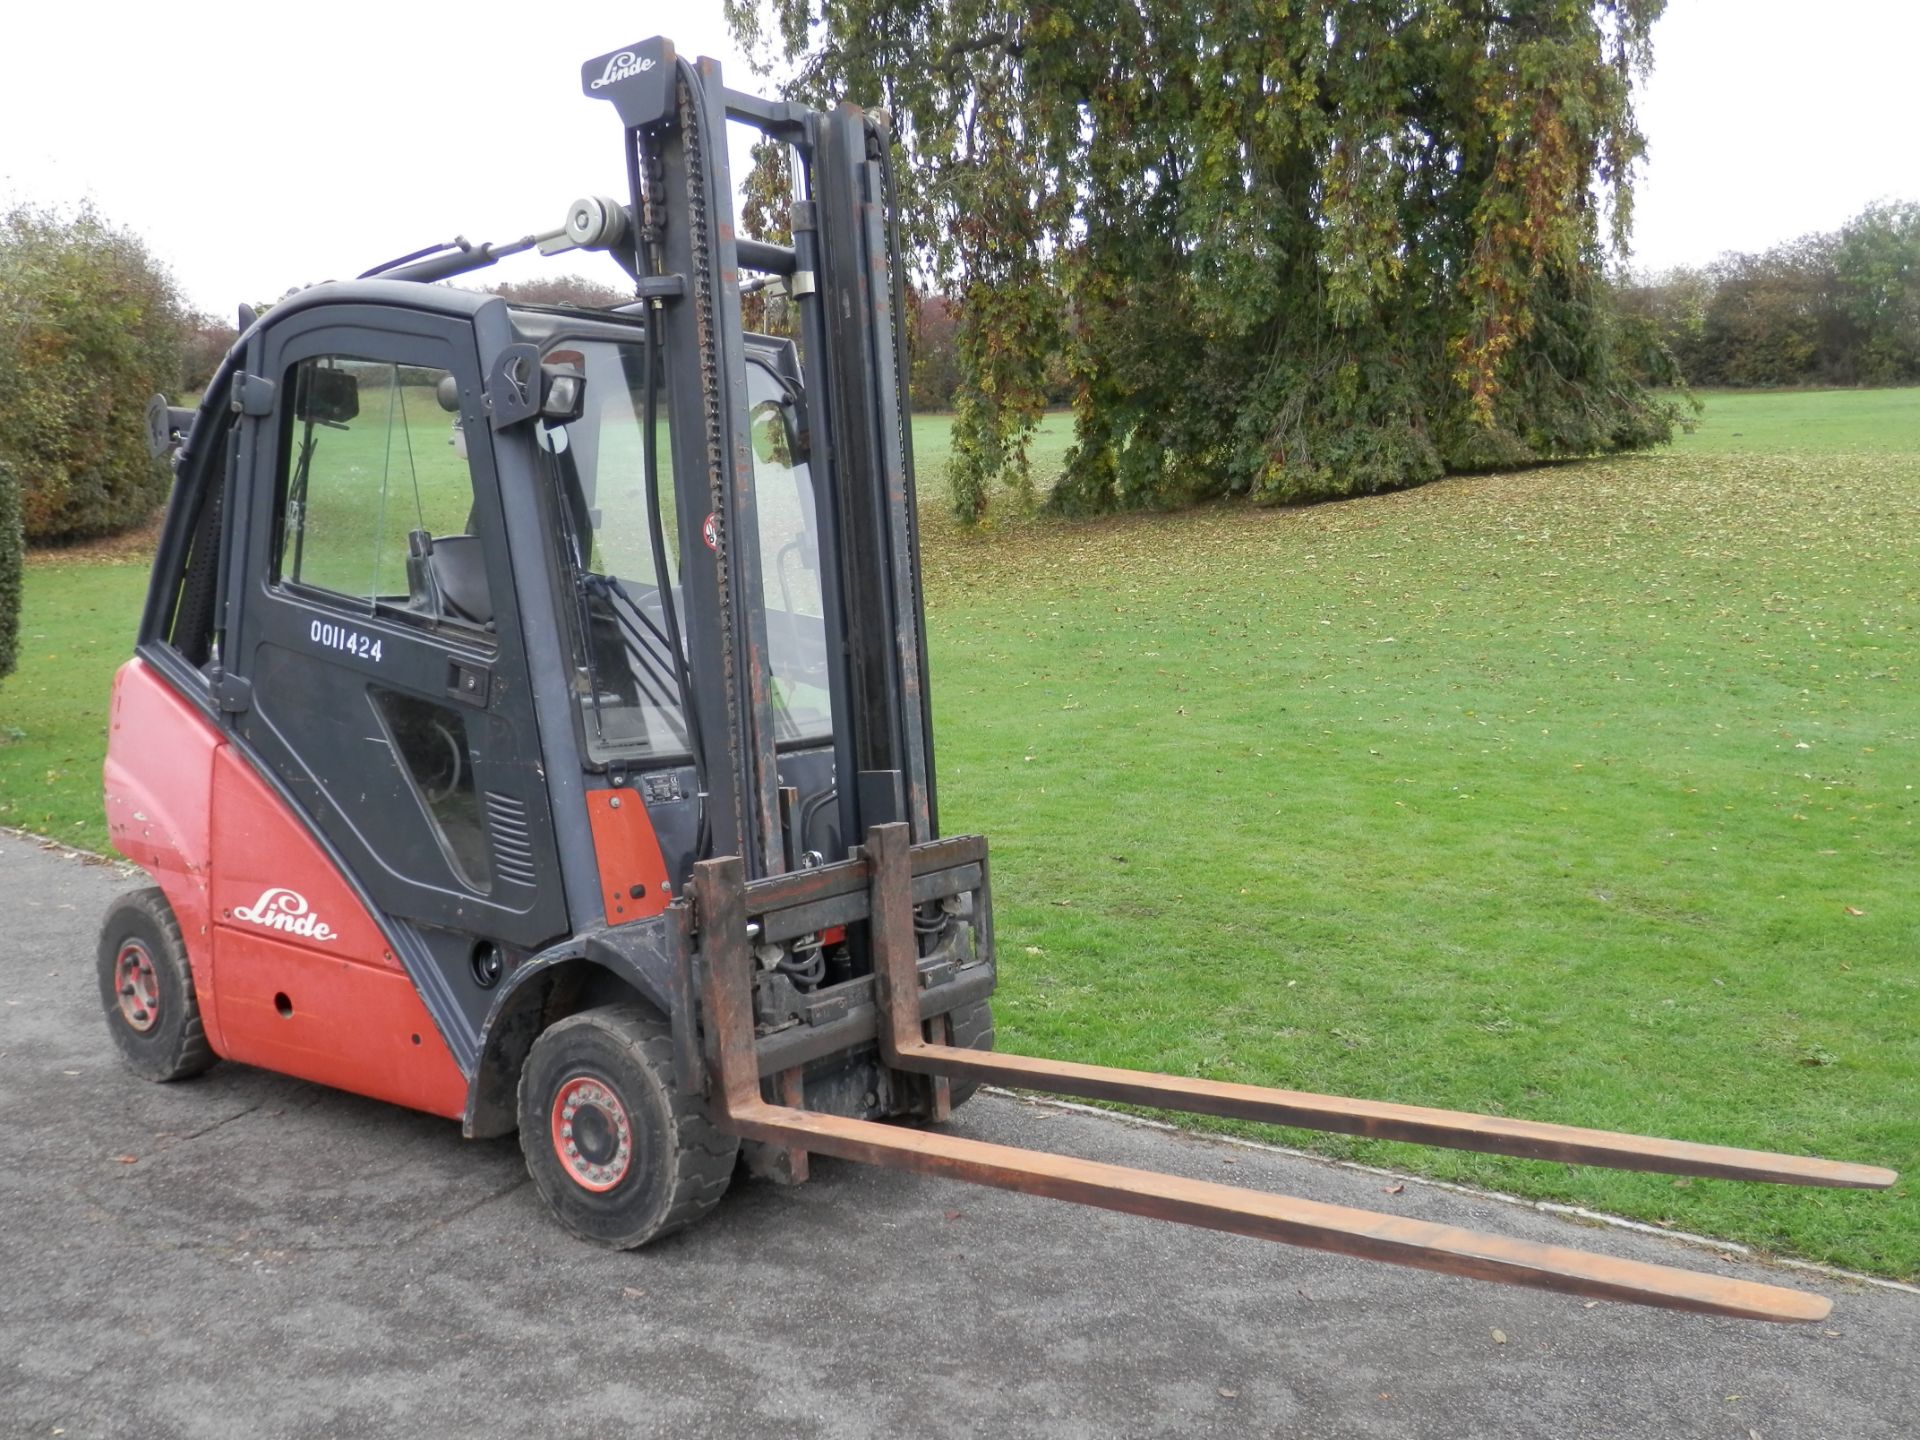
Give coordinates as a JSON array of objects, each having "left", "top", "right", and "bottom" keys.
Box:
[{"left": 677, "top": 63, "right": 747, "bottom": 840}]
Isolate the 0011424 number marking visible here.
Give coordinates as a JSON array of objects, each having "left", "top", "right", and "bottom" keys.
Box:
[{"left": 310, "top": 618, "right": 383, "bottom": 663}]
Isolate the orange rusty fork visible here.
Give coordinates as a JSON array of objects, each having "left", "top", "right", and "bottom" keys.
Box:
[
  {"left": 861, "top": 824, "right": 1896, "bottom": 1194},
  {"left": 691, "top": 850, "right": 1839, "bottom": 1324}
]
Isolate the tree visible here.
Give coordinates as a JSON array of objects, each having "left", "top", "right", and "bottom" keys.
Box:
[
  {"left": 487, "top": 274, "right": 633, "bottom": 309},
  {"left": 727, "top": 0, "right": 1680, "bottom": 519},
  {"left": 180, "top": 312, "right": 240, "bottom": 393},
  {"left": 1831, "top": 201, "right": 1920, "bottom": 385},
  {"left": 1698, "top": 239, "right": 1833, "bottom": 387},
  {"left": 910, "top": 294, "right": 963, "bottom": 411},
  {"left": 0, "top": 203, "right": 187, "bottom": 541},
  {"left": 1621, "top": 200, "right": 1920, "bottom": 390}
]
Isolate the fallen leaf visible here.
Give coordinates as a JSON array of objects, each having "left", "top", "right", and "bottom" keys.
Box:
[
  {"left": 1490, "top": 1328, "right": 1507, "bottom": 1345},
  {"left": 1218, "top": 1388, "right": 1238, "bottom": 1399},
  {"left": 1382, "top": 1183, "right": 1405, "bottom": 1195},
  {"left": 1845, "top": 906, "right": 1864, "bottom": 917}
]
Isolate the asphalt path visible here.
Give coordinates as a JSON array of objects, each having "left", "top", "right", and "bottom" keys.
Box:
[{"left": 2, "top": 834, "right": 1913, "bottom": 1439}]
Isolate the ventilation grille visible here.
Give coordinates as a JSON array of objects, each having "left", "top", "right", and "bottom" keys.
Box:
[{"left": 485, "top": 792, "right": 537, "bottom": 888}]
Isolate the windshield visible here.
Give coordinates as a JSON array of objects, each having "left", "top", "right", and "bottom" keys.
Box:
[{"left": 541, "top": 336, "right": 833, "bottom": 764}]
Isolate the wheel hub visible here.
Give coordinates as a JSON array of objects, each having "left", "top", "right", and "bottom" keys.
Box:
[
  {"left": 116, "top": 941, "right": 161, "bottom": 1034},
  {"left": 550, "top": 1075, "right": 633, "bottom": 1192}
]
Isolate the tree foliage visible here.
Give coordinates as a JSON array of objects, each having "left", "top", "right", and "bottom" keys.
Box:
[
  {"left": 180, "top": 312, "right": 240, "bottom": 393},
  {"left": 0, "top": 203, "right": 187, "bottom": 542},
  {"left": 909, "top": 294, "right": 961, "bottom": 410},
  {"left": 727, "top": 0, "right": 1679, "bottom": 519},
  {"left": 487, "top": 274, "right": 635, "bottom": 309},
  {"left": 1619, "top": 201, "right": 1920, "bottom": 390}
]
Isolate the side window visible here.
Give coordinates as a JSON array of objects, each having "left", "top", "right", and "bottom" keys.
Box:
[
  {"left": 370, "top": 689, "right": 493, "bottom": 893},
  {"left": 747, "top": 372, "right": 831, "bottom": 743},
  {"left": 163, "top": 410, "right": 237, "bottom": 669},
  {"left": 276, "top": 356, "right": 492, "bottom": 635},
  {"left": 541, "top": 336, "right": 693, "bottom": 763}
]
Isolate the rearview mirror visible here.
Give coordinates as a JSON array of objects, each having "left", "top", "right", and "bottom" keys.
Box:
[
  {"left": 781, "top": 400, "right": 810, "bottom": 466},
  {"left": 295, "top": 366, "right": 359, "bottom": 425}
]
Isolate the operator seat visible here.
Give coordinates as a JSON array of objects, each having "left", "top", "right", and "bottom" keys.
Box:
[{"left": 426, "top": 535, "right": 492, "bottom": 626}]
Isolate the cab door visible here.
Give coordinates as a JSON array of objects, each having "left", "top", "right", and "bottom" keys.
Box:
[{"left": 221, "top": 304, "right": 567, "bottom": 1043}]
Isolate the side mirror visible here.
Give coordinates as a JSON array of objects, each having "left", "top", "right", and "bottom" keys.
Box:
[
  {"left": 751, "top": 398, "right": 809, "bottom": 469},
  {"left": 781, "top": 400, "right": 810, "bottom": 466},
  {"left": 539, "top": 365, "right": 587, "bottom": 423},
  {"left": 295, "top": 366, "right": 359, "bottom": 425},
  {"left": 144, "top": 394, "right": 195, "bottom": 458}
]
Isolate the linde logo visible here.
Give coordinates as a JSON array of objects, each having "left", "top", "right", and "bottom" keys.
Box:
[
  {"left": 591, "top": 52, "right": 656, "bottom": 90},
  {"left": 233, "top": 888, "right": 338, "bottom": 942}
]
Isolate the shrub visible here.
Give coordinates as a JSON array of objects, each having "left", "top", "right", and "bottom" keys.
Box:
[{"left": 0, "top": 203, "right": 187, "bottom": 541}]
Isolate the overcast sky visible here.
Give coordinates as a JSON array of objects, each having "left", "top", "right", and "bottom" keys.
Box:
[{"left": 3, "top": 1, "right": 1915, "bottom": 315}]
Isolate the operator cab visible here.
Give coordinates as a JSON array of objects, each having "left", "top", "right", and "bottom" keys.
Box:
[
  {"left": 510, "top": 307, "right": 843, "bottom": 880},
  {"left": 140, "top": 282, "right": 855, "bottom": 998}
]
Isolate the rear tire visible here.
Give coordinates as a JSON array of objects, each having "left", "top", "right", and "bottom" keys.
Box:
[
  {"left": 97, "top": 887, "right": 216, "bottom": 1083},
  {"left": 517, "top": 1004, "right": 736, "bottom": 1249},
  {"left": 941, "top": 998, "right": 995, "bottom": 1111}
]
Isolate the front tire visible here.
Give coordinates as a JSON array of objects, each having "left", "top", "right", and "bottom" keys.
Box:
[
  {"left": 517, "top": 1004, "right": 736, "bottom": 1249},
  {"left": 97, "top": 887, "right": 217, "bottom": 1083}
]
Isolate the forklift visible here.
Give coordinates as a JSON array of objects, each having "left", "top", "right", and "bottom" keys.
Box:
[{"left": 100, "top": 37, "right": 1892, "bottom": 1322}]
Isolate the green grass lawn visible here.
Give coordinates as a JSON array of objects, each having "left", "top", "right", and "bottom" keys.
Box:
[
  {"left": 912, "top": 408, "right": 1076, "bottom": 502},
  {"left": 5, "top": 387, "right": 1915, "bottom": 1277},
  {"left": 1674, "top": 386, "right": 1920, "bottom": 455},
  {"left": 2, "top": 558, "right": 149, "bottom": 842}
]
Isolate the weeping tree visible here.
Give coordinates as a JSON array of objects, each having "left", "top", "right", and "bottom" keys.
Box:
[{"left": 725, "top": 0, "right": 1681, "bottom": 519}]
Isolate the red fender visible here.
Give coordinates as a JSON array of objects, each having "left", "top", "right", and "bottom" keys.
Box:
[{"left": 105, "top": 660, "right": 224, "bottom": 1046}]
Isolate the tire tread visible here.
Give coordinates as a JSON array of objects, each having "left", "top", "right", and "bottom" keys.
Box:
[
  {"left": 517, "top": 1003, "right": 736, "bottom": 1247},
  {"left": 98, "top": 887, "right": 216, "bottom": 1082}
]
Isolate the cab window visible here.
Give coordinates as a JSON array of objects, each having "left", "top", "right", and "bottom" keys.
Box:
[{"left": 275, "top": 356, "right": 493, "bottom": 636}]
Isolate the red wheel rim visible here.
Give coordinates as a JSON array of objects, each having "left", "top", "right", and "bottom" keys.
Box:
[
  {"left": 115, "top": 940, "right": 161, "bottom": 1034},
  {"left": 550, "top": 1074, "right": 633, "bottom": 1192}
]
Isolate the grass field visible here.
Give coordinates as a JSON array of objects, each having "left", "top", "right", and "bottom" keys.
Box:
[{"left": 4, "top": 387, "right": 1915, "bottom": 1277}]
